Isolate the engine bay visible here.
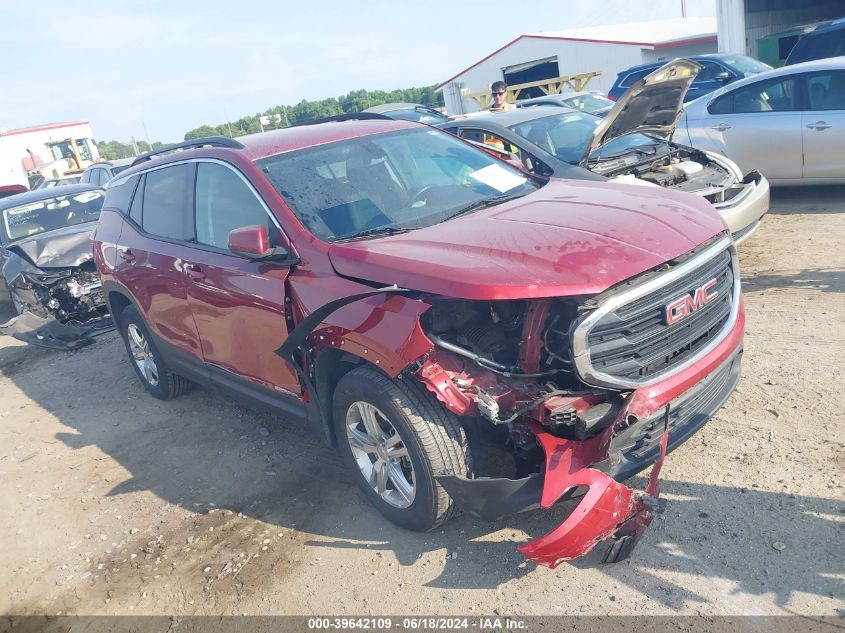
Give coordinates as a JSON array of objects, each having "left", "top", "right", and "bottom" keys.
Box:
[{"left": 590, "top": 144, "right": 735, "bottom": 194}]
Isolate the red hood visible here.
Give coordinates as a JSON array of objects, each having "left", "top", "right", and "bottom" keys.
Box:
[{"left": 328, "top": 179, "right": 726, "bottom": 300}]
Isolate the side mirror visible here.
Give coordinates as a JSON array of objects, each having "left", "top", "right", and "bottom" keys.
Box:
[
  {"left": 228, "top": 224, "right": 294, "bottom": 261},
  {"left": 714, "top": 72, "right": 732, "bottom": 82}
]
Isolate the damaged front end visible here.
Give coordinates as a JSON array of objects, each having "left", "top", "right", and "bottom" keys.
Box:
[
  {"left": 410, "top": 238, "right": 743, "bottom": 566},
  {"left": 2, "top": 258, "right": 111, "bottom": 350}
]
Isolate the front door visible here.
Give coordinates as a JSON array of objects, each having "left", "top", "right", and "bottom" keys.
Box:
[
  {"left": 703, "top": 74, "right": 803, "bottom": 180},
  {"left": 182, "top": 160, "right": 300, "bottom": 396}
]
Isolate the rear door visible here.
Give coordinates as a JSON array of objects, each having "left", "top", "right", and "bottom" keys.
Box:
[
  {"left": 114, "top": 162, "right": 203, "bottom": 360},
  {"left": 802, "top": 69, "right": 845, "bottom": 179},
  {"left": 182, "top": 160, "right": 300, "bottom": 396},
  {"left": 703, "top": 74, "right": 803, "bottom": 179}
]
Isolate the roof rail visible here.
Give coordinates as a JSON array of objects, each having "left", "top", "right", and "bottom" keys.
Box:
[
  {"left": 130, "top": 136, "right": 245, "bottom": 167},
  {"left": 291, "top": 112, "right": 394, "bottom": 127}
]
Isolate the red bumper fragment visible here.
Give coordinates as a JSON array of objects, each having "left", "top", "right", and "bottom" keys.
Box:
[{"left": 518, "top": 409, "right": 670, "bottom": 567}]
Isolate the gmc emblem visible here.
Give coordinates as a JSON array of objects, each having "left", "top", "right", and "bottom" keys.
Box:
[{"left": 665, "top": 279, "right": 719, "bottom": 325}]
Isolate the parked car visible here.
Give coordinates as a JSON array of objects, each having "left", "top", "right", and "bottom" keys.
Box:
[
  {"left": 517, "top": 91, "right": 614, "bottom": 116},
  {"left": 362, "top": 102, "right": 450, "bottom": 123},
  {"left": 0, "top": 184, "right": 110, "bottom": 349},
  {"left": 80, "top": 158, "right": 134, "bottom": 187},
  {"left": 608, "top": 54, "right": 771, "bottom": 102},
  {"left": 93, "top": 122, "right": 744, "bottom": 567},
  {"left": 0, "top": 185, "right": 27, "bottom": 200},
  {"left": 36, "top": 175, "right": 82, "bottom": 189},
  {"left": 677, "top": 56, "right": 845, "bottom": 185},
  {"left": 439, "top": 60, "right": 769, "bottom": 243},
  {"left": 785, "top": 17, "right": 845, "bottom": 65}
]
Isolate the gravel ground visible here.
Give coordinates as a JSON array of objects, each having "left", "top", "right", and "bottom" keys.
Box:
[{"left": 0, "top": 187, "right": 843, "bottom": 617}]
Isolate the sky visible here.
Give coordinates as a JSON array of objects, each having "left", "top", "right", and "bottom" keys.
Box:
[{"left": 1, "top": 0, "right": 715, "bottom": 143}]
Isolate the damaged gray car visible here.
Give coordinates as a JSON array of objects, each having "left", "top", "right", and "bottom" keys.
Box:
[{"left": 0, "top": 184, "right": 111, "bottom": 349}]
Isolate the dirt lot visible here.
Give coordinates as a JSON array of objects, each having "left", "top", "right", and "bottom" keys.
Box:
[{"left": 0, "top": 187, "right": 843, "bottom": 618}]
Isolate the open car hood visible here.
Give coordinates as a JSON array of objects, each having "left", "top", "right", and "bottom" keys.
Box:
[
  {"left": 328, "top": 178, "right": 725, "bottom": 301},
  {"left": 5, "top": 222, "right": 96, "bottom": 269},
  {"left": 580, "top": 59, "right": 702, "bottom": 165}
]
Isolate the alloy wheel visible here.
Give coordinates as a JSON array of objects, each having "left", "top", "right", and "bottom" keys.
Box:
[
  {"left": 126, "top": 323, "right": 159, "bottom": 387},
  {"left": 345, "top": 401, "right": 416, "bottom": 508}
]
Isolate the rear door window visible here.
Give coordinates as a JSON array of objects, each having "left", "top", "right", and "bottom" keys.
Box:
[
  {"left": 708, "top": 76, "right": 799, "bottom": 114},
  {"left": 194, "top": 162, "right": 272, "bottom": 250},
  {"left": 621, "top": 68, "right": 652, "bottom": 87},
  {"left": 141, "top": 163, "right": 194, "bottom": 240},
  {"left": 807, "top": 70, "right": 845, "bottom": 111}
]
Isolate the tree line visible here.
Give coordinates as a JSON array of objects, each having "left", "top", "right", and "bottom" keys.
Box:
[{"left": 96, "top": 85, "right": 444, "bottom": 159}]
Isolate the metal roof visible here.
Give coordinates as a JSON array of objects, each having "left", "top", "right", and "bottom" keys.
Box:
[
  {"left": 526, "top": 17, "right": 716, "bottom": 47},
  {"left": 437, "top": 17, "right": 716, "bottom": 89},
  {"left": 0, "top": 121, "right": 90, "bottom": 136}
]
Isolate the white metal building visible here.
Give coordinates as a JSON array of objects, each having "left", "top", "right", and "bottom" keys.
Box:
[
  {"left": 0, "top": 121, "right": 98, "bottom": 188},
  {"left": 437, "top": 17, "right": 717, "bottom": 114}
]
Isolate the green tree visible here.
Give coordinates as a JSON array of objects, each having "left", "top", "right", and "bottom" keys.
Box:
[
  {"left": 185, "top": 124, "right": 224, "bottom": 141},
  {"left": 181, "top": 84, "right": 446, "bottom": 140}
]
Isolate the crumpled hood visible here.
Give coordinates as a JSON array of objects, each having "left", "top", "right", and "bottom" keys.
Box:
[
  {"left": 582, "top": 59, "right": 702, "bottom": 164},
  {"left": 328, "top": 178, "right": 726, "bottom": 300},
  {"left": 6, "top": 222, "right": 96, "bottom": 269}
]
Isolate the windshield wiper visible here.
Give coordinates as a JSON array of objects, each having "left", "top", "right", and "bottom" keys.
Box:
[
  {"left": 445, "top": 192, "right": 525, "bottom": 221},
  {"left": 336, "top": 226, "right": 418, "bottom": 242}
]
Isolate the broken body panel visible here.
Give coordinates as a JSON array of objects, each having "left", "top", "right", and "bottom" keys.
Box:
[{"left": 1, "top": 222, "right": 111, "bottom": 349}]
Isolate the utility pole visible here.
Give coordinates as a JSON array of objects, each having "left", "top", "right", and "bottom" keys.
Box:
[
  {"left": 130, "top": 136, "right": 140, "bottom": 156},
  {"left": 142, "top": 122, "right": 152, "bottom": 152}
]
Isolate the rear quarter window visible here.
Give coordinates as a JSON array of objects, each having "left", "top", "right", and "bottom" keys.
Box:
[{"left": 103, "top": 174, "right": 139, "bottom": 214}]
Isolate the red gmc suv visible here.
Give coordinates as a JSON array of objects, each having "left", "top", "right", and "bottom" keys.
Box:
[{"left": 93, "top": 117, "right": 744, "bottom": 567}]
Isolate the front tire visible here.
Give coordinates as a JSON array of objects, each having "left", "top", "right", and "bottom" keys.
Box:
[
  {"left": 332, "top": 366, "right": 471, "bottom": 531},
  {"left": 119, "top": 305, "right": 192, "bottom": 400}
]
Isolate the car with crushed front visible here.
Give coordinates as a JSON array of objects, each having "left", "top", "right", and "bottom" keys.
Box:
[
  {"left": 439, "top": 60, "right": 770, "bottom": 245},
  {"left": 92, "top": 119, "right": 745, "bottom": 567},
  {"left": 0, "top": 184, "right": 110, "bottom": 349}
]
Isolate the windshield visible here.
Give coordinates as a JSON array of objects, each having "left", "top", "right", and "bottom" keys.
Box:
[
  {"left": 2, "top": 190, "right": 104, "bottom": 241},
  {"left": 258, "top": 127, "right": 539, "bottom": 241},
  {"left": 562, "top": 94, "right": 613, "bottom": 114},
  {"left": 721, "top": 55, "right": 771, "bottom": 74},
  {"left": 510, "top": 111, "right": 660, "bottom": 165}
]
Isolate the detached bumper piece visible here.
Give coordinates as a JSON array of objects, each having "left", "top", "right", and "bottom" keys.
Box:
[
  {"left": 438, "top": 416, "right": 668, "bottom": 567},
  {"left": 0, "top": 312, "right": 113, "bottom": 350},
  {"left": 516, "top": 415, "right": 669, "bottom": 567}
]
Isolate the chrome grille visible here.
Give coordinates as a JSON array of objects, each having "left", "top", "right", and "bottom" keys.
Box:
[{"left": 572, "top": 237, "right": 739, "bottom": 388}]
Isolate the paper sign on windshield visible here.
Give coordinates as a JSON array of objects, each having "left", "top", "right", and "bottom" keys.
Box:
[{"left": 469, "top": 164, "right": 527, "bottom": 193}]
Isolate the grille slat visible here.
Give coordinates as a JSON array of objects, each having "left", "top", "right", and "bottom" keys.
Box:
[{"left": 583, "top": 247, "right": 735, "bottom": 383}]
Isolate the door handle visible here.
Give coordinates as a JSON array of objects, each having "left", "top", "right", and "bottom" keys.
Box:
[
  {"left": 710, "top": 123, "right": 732, "bottom": 132},
  {"left": 184, "top": 263, "right": 206, "bottom": 281},
  {"left": 806, "top": 121, "right": 831, "bottom": 130},
  {"left": 118, "top": 248, "right": 135, "bottom": 263}
]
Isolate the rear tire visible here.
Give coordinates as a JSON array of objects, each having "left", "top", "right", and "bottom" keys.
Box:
[
  {"left": 333, "top": 366, "right": 471, "bottom": 531},
  {"left": 119, "top": 305, "right": 192, "bottom": 400}
]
